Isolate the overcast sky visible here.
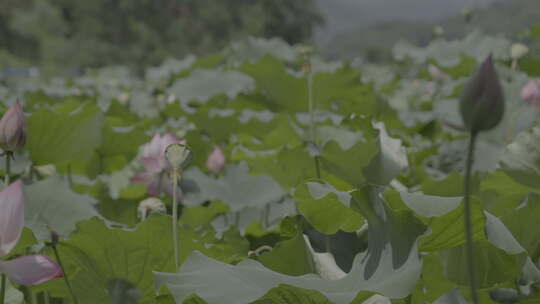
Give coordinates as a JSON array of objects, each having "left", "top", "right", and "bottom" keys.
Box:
[{"left": 314, "top": 0, "right": 508, "bottom": 44}]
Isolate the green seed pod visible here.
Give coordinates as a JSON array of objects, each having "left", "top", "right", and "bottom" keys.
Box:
[
  {"left": 165, "top": 143, "right": 191, "bottom": 169},
  {"left": 459, "top": 55, "right": 505, "bottom": 133}
]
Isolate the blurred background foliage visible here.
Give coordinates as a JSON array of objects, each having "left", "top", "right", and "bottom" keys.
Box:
[
  {"left": 0, "top": 0, "right": 322, "bottom": 73},
  {"left": 1, "top": 0, "right": 540, "bottom": 76}
]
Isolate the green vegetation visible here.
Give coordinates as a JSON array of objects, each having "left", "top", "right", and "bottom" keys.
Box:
[{"left": 0, "top": 0, "right": 322, "bottom": 73}]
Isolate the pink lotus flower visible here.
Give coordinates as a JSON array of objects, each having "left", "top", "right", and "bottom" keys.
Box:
[
  {"left": 206, "top": 147, "right": 225, "bottom": 175},
  {"left": 521, "top": 80, "right": 540, "bottom": 110},
  {"left": 0, "top": 180, "right": 63, "bottom": 285},
  {"left": 0, "top": 99, "right": 26, "bottom": 152},
  {"left": 131, "top": 133, "right": 185, "bottom": 196}
]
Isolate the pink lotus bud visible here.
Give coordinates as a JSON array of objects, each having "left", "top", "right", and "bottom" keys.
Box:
[
  {"left": 521, "top": 80, "right": 540, "bottom": 110},
  {"left": 0, "top": 254, "right": 63, "bottom": 285},
  {"left": 0, "top": 100, "right": 26, "bottom": 152},
  {"left": 0, "top": 180, "right": 24, "bottom": 257},
  {"left": 206, "top": 147, "right": 225, "bottom": 175}
]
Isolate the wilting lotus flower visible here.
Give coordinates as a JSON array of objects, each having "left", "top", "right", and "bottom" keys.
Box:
[
  {"left": 206, "top": 147, "right": 225, "bottom": 175},
  {"left": 459, "top": 55, "right": 505, "bottom": 133},
  {"left": 131, "top": 133, "right": 186, "bottom": 196},
  {"left": 0, "top": 100, "right": 26, "bottom": 152},
  {"left": 0, "top": 180, "right": 63, "bottom": 285},
  {"left": 137, "top": 197, "right": 166, "bottom": 221},
  {"left": 521, "top": 80, "right": 540, "bottom": 110}
]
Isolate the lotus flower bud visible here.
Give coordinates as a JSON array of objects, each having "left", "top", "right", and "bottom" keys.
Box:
[
  {"left": 137, "top": 197, "right": 166, "bottom": 220},
  {"left": 0, "top": 254, "right": 63, "bottom": 285},
  {"left": 459, "top": 55, "right": 505, "bottom": 133},
  {"left": 521, "top": 80, "right": 540, "bottom": 110},
  {"left": 206, "top": 147, "right": 225, "bottom": 175},
  {"left": 0, "top": 100, "right": 26, "bottom": 152},
  {"left": 165, "top": 143, "right": 191, "bottom": 170},
  {"left": 510, "top": 43, "right": 529, "bottom": 61}
]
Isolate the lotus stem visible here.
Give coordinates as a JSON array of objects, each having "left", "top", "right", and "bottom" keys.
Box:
[{"left": 464, "top": 131, "right": 479, "bottom": 304}]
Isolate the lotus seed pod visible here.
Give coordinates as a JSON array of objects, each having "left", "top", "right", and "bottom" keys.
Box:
[
  {"left": 0, "top": 99, "right": 26, "bottom": 152},
  {"left": 510, "top": 43, "right": 529, "bottom": 61},
  {"left": 459, "top": 55, "right": 505, "bottom": 133},
  {"left": 137, "top": 197, "right": 166, "bottom": 220},
  {"left": 165, "top": 143, "right": 191, "bottom": 169}
]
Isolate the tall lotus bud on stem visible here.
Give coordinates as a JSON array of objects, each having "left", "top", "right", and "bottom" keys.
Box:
[
  {"left": 459, "top": 55, "right": 505, "bottom": 304},
  {"left": 0, "top": 99, "right": 26, "bottom": 152},
  {"left": 206, "top": 147, "right": 225, "bottom": 175},
  {"left": 459, "top": 55, "right": 505, "bottom": 134},
  {"left": 165, "top": 143, "right": 191, "bottom": 270}
]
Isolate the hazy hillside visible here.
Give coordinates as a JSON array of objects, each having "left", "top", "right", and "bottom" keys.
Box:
[{"left": 316, "top": 0, "right": 537, "bottom": 60}]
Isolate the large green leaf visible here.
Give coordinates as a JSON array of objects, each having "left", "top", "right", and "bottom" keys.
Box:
[
  {"left": 251, "top": 284, "right": 334, "bottom": 304},
  {"left": 27, "top": 102, "right": 104, "bottom": 165},
  {"left": 419, "top": 201, "right": 486, "bottom": 252},
  {"left": 441, "top": 240, "right": 526, "bottom": 288},
  {"left": 181, "top": 163, "right": 285, "bottom": 211},
  {"left": 362, "top": 122, "right": 408, "bottom": 185},
  {"left": 320, "top": 141, "right": 378, "bottom": 187},
  {"left": 50, "top": 215, "right": 175, "bottom": 304},
  {"left": 156, "top": 186, "right": 424, "bottom": 304},
  {"left": 246, "top": 146, "right": 317, "bottom": 189},
  {"left": 500, "top": 126, "right": 540, "bottom": 189},
  {"left": 497, "top": 192, "right": 540, "bottom": 255},
  {"left": 168, "top": 69, "right": 254, "bottom": 106},
  {"left": 294, "top": 180, "right": 364, "bottom": 234},
  {"left": 24, "top": 176, "right": 101, "bottom": 241},
  {"left": 399, "top": 192, "right": 462, "bottom": 218},
  {"left": 256, "top": 218, "right": 315, "bottom": 276},
  {"left": 409, "top": 254, "right": 457, "bottom": 303},
  {"left": 350, "top": 187, "right": 426, "bottom": 279}
]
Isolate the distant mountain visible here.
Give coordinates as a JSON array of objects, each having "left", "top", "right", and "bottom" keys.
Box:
[{"left": 315, "top": 0, "right": 537, "bottom": 60}]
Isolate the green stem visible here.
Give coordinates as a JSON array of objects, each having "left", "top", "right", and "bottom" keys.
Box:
[
  {"left": 0, "top": 274, "right": 6, "bottom": 304},
  {"left": 314, "top": 156, "right": 321, "bottom": 179},
  {"left": 307, "top": 70, "right": 329, "bottom": 249},
  {"left": 29, "top": 291, "right": 37, "bottom": 304},
  {"left": 464, "top": 131, "right": 479, "bottom": 304},
  {"left": 4, "top": 152, "right": 11, "bottom": 186},
  {"left": 66, "top": 163, "right": 73, "bottom": 187},
  {"left": 52, "top": 244, "right": 78, "bottom": 304},
  {"left": 172, "top": 170, "right": 179, "bottom": 269},
  {"left": 44, "top": 291, "right": 50, "bottom": 304},
  {"left": 307, "top": 67, "right": 322, "bottom": 179},
  {"left": 308, "top": 72, "right": 315, "bottom": 142}
]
